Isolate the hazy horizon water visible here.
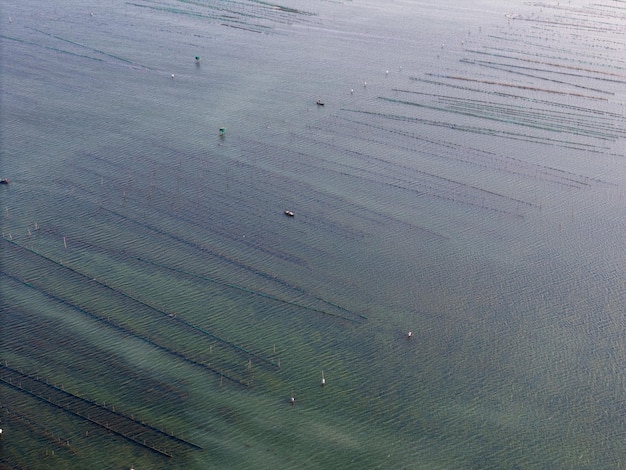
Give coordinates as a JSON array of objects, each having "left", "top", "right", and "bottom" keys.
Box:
[{"left": 1, "top": 0, "right": 624, "bottom": 468}]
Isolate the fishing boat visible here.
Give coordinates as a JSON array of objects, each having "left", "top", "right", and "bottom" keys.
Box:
[
  {"left": 0, "top": 179, "right": 9, "bottom": 185},
  {"left": 316, "top": 99, "right": 324, "bottom": 106}
]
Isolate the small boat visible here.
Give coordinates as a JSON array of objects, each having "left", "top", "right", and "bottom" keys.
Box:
[
  {"left": 316, "top": 99, "right": 324, "bottom": 106},
  {"left": 284, "top": 210, "right": 294, "bottom": 217},
  {"left": 0, "top": 179, "right": 9, "bottom": 185}
]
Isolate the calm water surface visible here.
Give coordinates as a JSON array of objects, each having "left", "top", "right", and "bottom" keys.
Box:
[{"left": 1, "top": 0, "right": 624, "bottom": 468}]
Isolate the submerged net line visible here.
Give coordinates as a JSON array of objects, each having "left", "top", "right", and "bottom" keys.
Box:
[
  {"left": 0, "top": 364, "right": 202, "bottom": 458},
  {"left": 0, "top": 267, "right": 251, "bottom": 388},
  {"left": 2, "top": 238, "right": 282, "bottom": 370},
  {"left": 327, "top": 117, "right": 602, "bottom": 190}
]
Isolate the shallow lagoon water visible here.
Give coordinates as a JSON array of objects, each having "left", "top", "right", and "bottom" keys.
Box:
[{"left": 1, "top": 0, "right": 625, "bottom": 468}]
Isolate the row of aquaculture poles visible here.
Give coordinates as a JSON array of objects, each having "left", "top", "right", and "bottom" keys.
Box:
[
  {"left": 1, "top": 236, "right": 281, "bottom": 388},
  {"left": 0, "top": 364, "right": 201, "bottom": 458}
]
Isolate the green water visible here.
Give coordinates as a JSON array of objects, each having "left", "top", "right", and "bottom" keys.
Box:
[{"left": 1, "top": 0, "right": 625, "bottom": 468}]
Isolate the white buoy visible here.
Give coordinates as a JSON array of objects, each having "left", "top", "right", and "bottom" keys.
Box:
[
  {"left": 321, "top": 371, "right": 326, "bottom": 386},
  {"left": 289, "top": 396, "right": 295, "bottom": 405},
  {"left": 363, "top": 81, "right": 367, "bottom": 87},
  {"left": 171, "top": 74, "right": 175, "bottom": 79},
  {"left": 386, "top": 70, "right": 389, "bottom": 76},
  {"left": 407, "top": 331, "right": 412, "bottom": 339},
  {"left": 350, "top": 88, "right": 353, "bottom": 94}
]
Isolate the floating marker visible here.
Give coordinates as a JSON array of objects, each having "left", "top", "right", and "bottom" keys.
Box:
[
  {"left": 321, "top": 371, "right": 326, "bottom": 386},
  {"left": 219, "top": 127, "right": 225, "bottom": 136},
  {"left": 195, "top": 56, "right": 200, "bottom": 62},
  {"left": 407, "top": 331, "right": 412, "bottom": 339}
]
